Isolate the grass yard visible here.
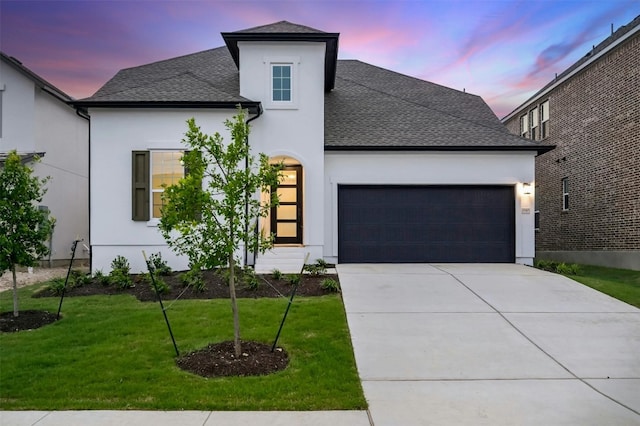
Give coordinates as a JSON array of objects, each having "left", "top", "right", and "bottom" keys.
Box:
[
  {"left": 562, "top": 264, "right": 640, "bottom": 308},
  {"left": 0, "top": 283, "right": 366, "bottom": 411}
]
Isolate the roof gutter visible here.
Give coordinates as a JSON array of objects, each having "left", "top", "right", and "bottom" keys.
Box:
[
  {"left": 324, "top": 144, "right": 555, "bottom": 155},
  {"left": 70, "top": 100, "right": 262, "bottom": 114}
]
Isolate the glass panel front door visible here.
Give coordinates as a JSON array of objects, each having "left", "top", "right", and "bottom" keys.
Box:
[{"left": 272, "top": 165, "right": 302, "bottom": 244}]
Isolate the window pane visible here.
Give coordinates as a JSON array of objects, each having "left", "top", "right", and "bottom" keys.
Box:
[
  {"left": 277, "top": 222, "right": 297, "bottom": 237},
  {"left": 273, "top": 78, "right": 282, "bottom": 90},
  {"left": 281, "top": 89, "right": 291, "bottom": 101},
  {"left": 280, "top": 171, "right": 297, "bottom": 185},
  {"left": 277, "top": 205, "right": 297, "bottom": 220},
  {"left": 278, "top": 187, "right": 297, "bottom": 202},
  {"left": 273, "top": 66, "right": 282, "bottom": 78},
  {"left": 152, "top": 192, "right": 164, "bottom": 218},
  {"left": 152, "top": 152, "right": 183, "bottom": 190},
  {"left": 273, "top": 90, "right": 281, "bottom": 101},
  {"left": 282, "top": 66, "right": 291, "bottom": 78},
  {"left": 541, "top": 101, "right": 549, "bottom": 121},
  {"left": 282, "top": 78, "right": 290, "bottom": 90}
]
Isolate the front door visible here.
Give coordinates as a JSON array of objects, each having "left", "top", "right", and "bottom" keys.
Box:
[{"left": 272, "top": 165, "right": 303, "bottom": 244}]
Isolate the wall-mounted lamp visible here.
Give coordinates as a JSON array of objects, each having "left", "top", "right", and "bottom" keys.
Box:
[{"left": 523, "top": 183, "right": 532, "bottom": 195}]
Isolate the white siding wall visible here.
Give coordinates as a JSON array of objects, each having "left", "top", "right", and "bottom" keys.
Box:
[
  {"left": 237, "top": 41, "right": 326, "bottom": 259},
  {"left": 89, "top": 109, "right": 234, "bottom": 273},
  {"left": 0, "top": 61, "right": 89, "bottom": 263},
  {"left": 324, "top": 151, "right": 537, "bottom": 265}
]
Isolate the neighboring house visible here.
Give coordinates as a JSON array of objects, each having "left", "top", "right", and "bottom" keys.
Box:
[
  {"left": 74, "top": 21, "right": 551, "bottom": 274},
  {"left": 0, "top": 52, "right": 90, "bottom": 266},
  {"left": 502, "top": 15, "right": 639, "bottom": 271}
]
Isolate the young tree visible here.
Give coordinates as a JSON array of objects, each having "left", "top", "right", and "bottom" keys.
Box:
[
  {"left": 159, "top": 109, "right": 282, "bottom": 357},
  {"left": 0, "top": 151, "right": 54, "bottom": 317}
]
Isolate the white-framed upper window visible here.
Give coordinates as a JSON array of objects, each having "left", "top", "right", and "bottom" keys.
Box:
[
  {"left": 530, "top": 107, "right": 539, "bottom": 140},
  {"left": 561, "top": 177, "right": 569, "bottom": 211},
  {"left": 540, "top": 100, "right": 550, "bottom": 139},
  {"left": 265, "top": 57, "right": 299, "bottom": 109},
  {"left": 520, "top": 113, "right": 529, "bottom": 137},
  {"left": 150, "top": 151, "right": 184, "bottom": 219},
  {"left": 272, "top": 64, "right": 292, "bottom": 102}
]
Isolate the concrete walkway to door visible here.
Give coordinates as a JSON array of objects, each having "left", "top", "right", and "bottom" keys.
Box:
[{"left": 337, "top": 264, "right": 640, "bottom": 425}]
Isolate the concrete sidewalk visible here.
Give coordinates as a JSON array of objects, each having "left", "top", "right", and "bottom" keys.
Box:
[
  {"left": 0, "top": 410, "right": 371, "bottom": 426},
  {"left": 338, "top": 263, "right": 640, "bottom": 425}
]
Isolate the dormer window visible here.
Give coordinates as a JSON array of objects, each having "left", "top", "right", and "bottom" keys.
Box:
[
  {"left": 265, "top": 57, "right": 299, "bottom": 109},
  {"left": 272, "top": 64, "right": 292, "bottom": 102}
]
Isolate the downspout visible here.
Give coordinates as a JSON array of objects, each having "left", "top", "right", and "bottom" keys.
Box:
[
  {"left": 244, "top": 105, "right": 263, "bottom": 267},
  {"left": 75, "top": 107, "right": 91, "bottom": 270}
]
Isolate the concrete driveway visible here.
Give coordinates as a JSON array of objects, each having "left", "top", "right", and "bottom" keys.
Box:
[{"left": 337, "top": 264, "right": 640, "bottom": 425}]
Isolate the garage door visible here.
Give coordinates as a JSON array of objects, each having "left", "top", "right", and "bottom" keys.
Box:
[{"left": 338, "top": 185, "right": 515, "bottom": 263}]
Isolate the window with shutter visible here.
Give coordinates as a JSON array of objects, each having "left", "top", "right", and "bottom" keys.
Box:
[{"left": 132, "top": 151, "right": 150, "bottom": 221}]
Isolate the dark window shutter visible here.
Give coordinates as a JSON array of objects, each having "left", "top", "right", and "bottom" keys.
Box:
[{"left": 132, "top": 151, "right": 150, "bottom": 221}]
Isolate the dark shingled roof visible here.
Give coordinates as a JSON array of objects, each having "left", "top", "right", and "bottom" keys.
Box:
[
  {"left": 326, "top": 60, "right": 544, "bottom": 150},
  {"left": 233, "top": 21, "right": 326, "bottom": 34},
  {"left": 75, "top": 21, "right": 551, "bottom": 153},
  {"left": 79, "top": 47, "right": 250, "bottom": 104}
]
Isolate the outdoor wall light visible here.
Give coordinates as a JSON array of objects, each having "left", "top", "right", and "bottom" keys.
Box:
[{"left": 523, "top": 183, "right": 532, "bottom": 195}]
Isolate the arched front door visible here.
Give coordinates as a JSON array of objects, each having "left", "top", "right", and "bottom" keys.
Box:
[{"left": 271, "top": 165, "right": 303, "bottom": 244}]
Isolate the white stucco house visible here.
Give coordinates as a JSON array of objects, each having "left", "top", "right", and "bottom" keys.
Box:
[
  {"left": 1, "top": 52, "right": 90, "bottom": 266},
  {"left": 74, "top": 21, "right": 552, "bottom": 273}
]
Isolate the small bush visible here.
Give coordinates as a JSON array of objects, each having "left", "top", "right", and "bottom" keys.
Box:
[
  {"left": 145, "top": 274, "right": 170, "bottom": 295},
  {"left": 47, "top": 277, "right": 68, "bottom": 296},
  {"left": 71, "top": 269, "right": 91, "bottom": 287},
  {"left": 321, "top": 278, "right": 340, "bottom": 293},
  {"left": 111, "top": 255, "right": 130, "bottom": 272},
  {"left": 94, "top": 269, "right": 111, "bottom": 286},
  {"left": 534, "top": 259, "right": 580, "bottom": 275},
  {"left": 109, "top": 269, "right": 134, "bottom": 289},
  {"left": 181, "top": 266, "right": 205, "bottom": 291},
  {"left": 271, "top": 269, "right": 283, "bottom": 280},
  {"left": 286, "top": 274, "right": 301, "bottom": 285},
  {"left": 556, "top": 262, "right": 581, "bottom": 275},
  {"left": 304, "top": 259, "right": 328, "bottom": 276},
  {"left": 149, "top": 252, "right": 172, "bottom": 276},
  {"left": 315, "top": 258, "right": 329, "bottom": 268},
  {"left": 242, "top": 268, "right": 260, "bottom": 291}
]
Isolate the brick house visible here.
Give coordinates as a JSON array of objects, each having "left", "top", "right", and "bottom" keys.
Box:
[{"left": 502, "top": 15, "right": 640, "bottom": 270}]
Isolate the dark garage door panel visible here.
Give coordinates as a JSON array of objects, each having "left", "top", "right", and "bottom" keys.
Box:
[{"left": 338, "top": 185, "right": 515, "bottom": 263}]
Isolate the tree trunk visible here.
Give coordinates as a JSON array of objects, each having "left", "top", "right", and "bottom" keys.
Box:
[
  {"left": 228, "top": 255, "right": 241, "bottom": 358},
  {"left": 12, "top": 264, "right": 19, "bottom": 317}
]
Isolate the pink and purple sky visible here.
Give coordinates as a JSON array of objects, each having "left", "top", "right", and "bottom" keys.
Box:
[{"left": 1, "top": 0, "right": 638, "bottom": 118}]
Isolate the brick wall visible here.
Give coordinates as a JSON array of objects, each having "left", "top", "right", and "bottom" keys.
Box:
[{"left": 505, "top": 32, "right": 639, "bottom": 252}]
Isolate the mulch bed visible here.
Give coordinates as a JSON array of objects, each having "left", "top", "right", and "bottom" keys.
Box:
[
  {"left": 176, "top": 340, "right": 289, "bottom": 377},
  {"left": 0, "top": 309, "right": 59, "bottom": 333},
  {"left": 32, "top": 270, "right": 338, "bottom": 302}
]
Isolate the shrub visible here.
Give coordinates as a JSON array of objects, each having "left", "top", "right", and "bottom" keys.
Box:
[
  {"left": 181, "top": 265, "right": 205, "bottom": 291},
  {"left": 321, "top": 278, "right": 340, "bottom": 293},
  {"left": 111, "top": 255, "right": 130, "bottom": 272},
  {"left": 149, "top": 252, "right": 172, "bottom": 276},
  {"left": 71, "top": 269, "right": 91, "bottom": 287},
  {"left": 303, "top": 259, "right": 327, "bottom": 276},
  {"left": 556, "top": 262, "right": 580, "bottom": 275},
  {"left": 286, "top": 274, "right": 301, "bottom": 285},
  {"left": 109, "top": 270, "right": 134, "bottom": 289},
  {"left": 271, "top": 269, "right": 283, "bottom": 280},
  {"left": 93, "top": 269, "right": 111, "bottom": 286},
  {"left": 242, "top": 267, "right": 260, "bottom": 290},
  {"left": 142, "top": 273, "right": 170, "bottom": 295},
  {"left": 534, "top": 259, "right": 580, "bottom": 275},
  {"left": 47, "top": 277, "right": 67, "bottom": 296}
]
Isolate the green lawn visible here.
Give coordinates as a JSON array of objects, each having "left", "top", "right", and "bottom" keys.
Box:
[
  {"left": 562, "top": 264, "right": 640, "bottom": 308},
  {"left": 0, "top": 283, "right": 366, "bottom": 411}
]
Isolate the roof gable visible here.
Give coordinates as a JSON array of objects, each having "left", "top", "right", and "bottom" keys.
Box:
[{"left": 222, "top": 21, "right": 339, "bottom": 92}]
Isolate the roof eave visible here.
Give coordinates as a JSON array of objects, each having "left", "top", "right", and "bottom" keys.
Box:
[
  {"left": 324, "top": 144, "right": 556, "bottom": 155},
  {"left": 70, "top": 100, "right": 262, "bottom": 114},
  {"left": 221, "top": 32, "right": 339, "bottom": 91}
]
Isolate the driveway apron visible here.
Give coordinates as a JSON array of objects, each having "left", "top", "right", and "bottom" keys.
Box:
[{"left": 337, "top": 264, "right": 640, "bottom": 425}]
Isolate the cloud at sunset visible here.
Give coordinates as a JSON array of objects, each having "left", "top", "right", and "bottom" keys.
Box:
[{"left": 1, "top": 0, "right": 637, "bottom": 113}]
